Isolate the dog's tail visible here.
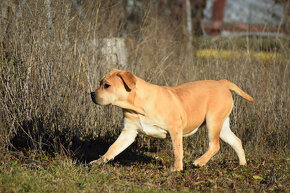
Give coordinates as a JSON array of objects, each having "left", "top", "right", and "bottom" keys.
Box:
[{"left": 219, "top": 80, "right": 254, "bottom": 102}]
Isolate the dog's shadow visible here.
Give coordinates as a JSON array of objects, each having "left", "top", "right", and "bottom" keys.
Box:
[{"left": 72, "top": 136, "right": 163, "bottom": 167}]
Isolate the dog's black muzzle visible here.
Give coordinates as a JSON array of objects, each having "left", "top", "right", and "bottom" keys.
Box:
[{"left": 90, "top": 92, "right": 98, "bottom": 104}]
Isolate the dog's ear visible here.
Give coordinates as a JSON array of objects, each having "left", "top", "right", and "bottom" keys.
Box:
[{"left": 118, "top": 71, "right": 136, "bottom": 91}]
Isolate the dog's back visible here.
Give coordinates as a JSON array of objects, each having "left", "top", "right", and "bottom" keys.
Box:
[{"left": 165, "top": 80, "right": 253, "bottom": 135}]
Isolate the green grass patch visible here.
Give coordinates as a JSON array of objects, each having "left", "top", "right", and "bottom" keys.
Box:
[{"left": 0, "top": 152, "right": 288, "bottom": 192}]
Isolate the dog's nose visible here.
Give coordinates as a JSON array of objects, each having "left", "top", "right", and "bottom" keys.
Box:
[{"left": 90, "top": 92, "right": 97, "bottom": 104}]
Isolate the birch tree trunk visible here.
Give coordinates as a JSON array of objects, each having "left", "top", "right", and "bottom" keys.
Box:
[{"left": 185, "top": 0, "right": 192, "bottom": 51}]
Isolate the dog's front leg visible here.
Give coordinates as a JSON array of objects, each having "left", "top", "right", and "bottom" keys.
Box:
[
  {"left": 89, "top": 121, "right": 138, "bottom": 166},
  {"left": 169, "top": 130, "right": 183, "bottom": 171}
]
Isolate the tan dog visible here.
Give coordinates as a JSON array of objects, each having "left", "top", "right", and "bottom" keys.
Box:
[{"left": 90, "top": 69, "right": 254, "bottom": 171}]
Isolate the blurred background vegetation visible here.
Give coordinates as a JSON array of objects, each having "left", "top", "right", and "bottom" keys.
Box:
[{"left": 0, "top": 0, "right": 289, "bottom": 163}]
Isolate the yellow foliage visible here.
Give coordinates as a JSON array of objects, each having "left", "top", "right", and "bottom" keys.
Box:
[{"left": 196, "top": 49, "right": 283, "bottom": 61}]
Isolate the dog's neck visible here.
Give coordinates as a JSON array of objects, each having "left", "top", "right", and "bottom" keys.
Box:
[
  {"left": 114, "top": 76, "right": 159, "bottom": 116},
  {"left": 132, "top": 77, "right": 161, "bottom": 113}
]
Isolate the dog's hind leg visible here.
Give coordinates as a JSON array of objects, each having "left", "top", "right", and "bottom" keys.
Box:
[
  {"left": 219, "top": 117, "right": 247, "bottom": 165},
  {"left": 194, "top": 113, "right": 222, "bottom": 167}
]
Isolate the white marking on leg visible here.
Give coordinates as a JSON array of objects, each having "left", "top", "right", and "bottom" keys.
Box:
[{"left": 220, "top": 117, "right": 246, "bottom": 165}]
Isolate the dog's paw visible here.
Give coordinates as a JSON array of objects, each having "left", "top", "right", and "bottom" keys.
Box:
[
  {"left": 193, "top": 159, "right": 206, "bottom": 167},
  {"left": 89, "top": 157, "right": 107, "bottom": 166},
  {"left": 170, "top": 166, "right": 183, "bottom": 172},
  {"left": 239, "top": 161, "right": 247, "bottom": 166}
]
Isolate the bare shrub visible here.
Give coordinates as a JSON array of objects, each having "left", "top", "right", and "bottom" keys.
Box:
[{"left": 0, "top": 0, "right": 288, "bottom": 161}]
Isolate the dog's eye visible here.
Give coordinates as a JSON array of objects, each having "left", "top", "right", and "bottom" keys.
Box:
[{"left": 104, "top": 83, "right": 110, "bottom": 89}]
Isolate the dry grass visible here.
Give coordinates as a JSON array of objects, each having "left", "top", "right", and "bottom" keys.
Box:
[{"left": 0, "top": 0, "right": 289, "bottom": 164}]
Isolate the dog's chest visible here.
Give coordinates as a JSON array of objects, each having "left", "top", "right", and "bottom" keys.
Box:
[{"left": 138, "top": 118, "right": 167, "bottom": 139}]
